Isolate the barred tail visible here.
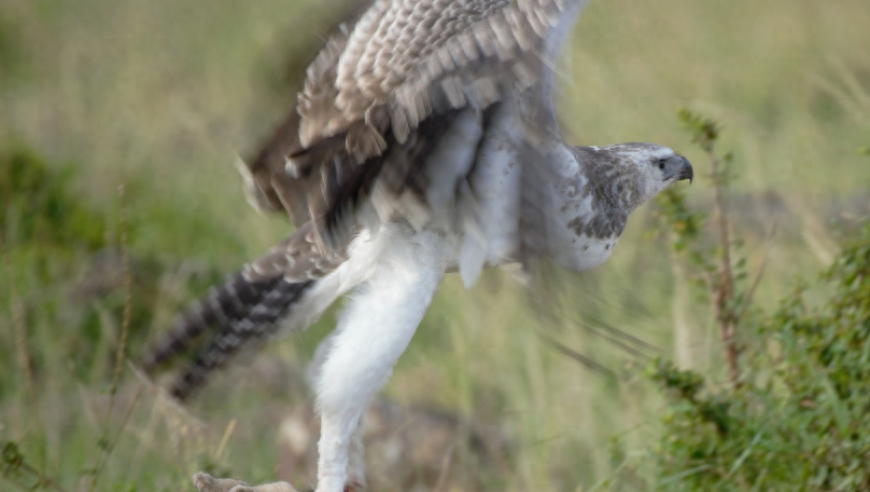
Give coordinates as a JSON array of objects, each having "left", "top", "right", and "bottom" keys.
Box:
[{"left": 140, "top": 272, "right": 313, "bottom": 401}]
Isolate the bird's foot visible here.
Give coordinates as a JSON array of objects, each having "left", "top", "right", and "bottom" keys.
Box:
[{"left": 193, "top": 472, "right": 298, "bottom": 492}]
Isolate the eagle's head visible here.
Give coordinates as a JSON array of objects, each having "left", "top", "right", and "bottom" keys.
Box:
[{"left": 592, "top": 142, "right": 694, "bottom": 209}]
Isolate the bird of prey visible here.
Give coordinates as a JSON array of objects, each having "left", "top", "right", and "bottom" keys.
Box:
[{"left": 141, "top": 0, "right": 694, "bottom": 491}]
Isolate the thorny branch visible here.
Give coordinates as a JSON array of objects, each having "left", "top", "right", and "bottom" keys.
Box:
[
  {"left": 666, "top": 108, "right": 759, "bottom": 388},
  {"left": 706, "top": 148, "right": 740, "bottom": 387}
]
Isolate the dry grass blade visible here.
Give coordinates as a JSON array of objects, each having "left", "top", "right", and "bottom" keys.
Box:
[
  {"left": 216, "top": 419, "right": 237, "bottom": 461},
  {"left": 0, "top": 229, "right": 47, "bottom": 478},
  {"left": 113, "top": 183, "right": 134, "bottom": 399},
  {"left": 432, "top": 443, "right": 455, "bottom": 492},
  {"left": 88, "top": 184, "right": 135, "bottom": 492},
  {"left": 736, "top": 219, "right": 778, "bottom": 321},
  {"left": 0, "top": 231, "right": 38, "bottom": 423}
]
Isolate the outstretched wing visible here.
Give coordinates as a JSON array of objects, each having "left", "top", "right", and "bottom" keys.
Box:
[
  {"left": 144, "top": 0, "right": 591, "bottom": 399},
  {"left": 243, "top": 0, "right": 588, "bottom": 252}
]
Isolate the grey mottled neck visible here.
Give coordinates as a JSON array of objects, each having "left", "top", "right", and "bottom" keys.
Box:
[
  {"left": 560, "top": 146, "right": 645, "bottom": 239},
  {"left": 573, "top": 146, "right": 646, "bottom": 212}
]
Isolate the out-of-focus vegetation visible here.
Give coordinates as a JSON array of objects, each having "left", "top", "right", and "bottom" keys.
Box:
[
  {"left": 643, "top": 225, "right": 870, "bottom": 491},
  {"left": 1, "top": 0, "right": 869, "bottom": 491},
  {"left": 607, "top": 111, "right": 870, "bottom": 491}
]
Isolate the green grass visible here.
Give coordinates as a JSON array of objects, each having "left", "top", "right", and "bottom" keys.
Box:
[{"left": 1, "top": 0, "right": 869, "bottom": 490}]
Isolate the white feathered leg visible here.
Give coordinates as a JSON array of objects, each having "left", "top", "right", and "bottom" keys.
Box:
[
  {"left": 313, "top": 227, "right": 453, "bottom": 492},
  {"left": 346, "top": 417, "right": 366, "bottom": 491}
]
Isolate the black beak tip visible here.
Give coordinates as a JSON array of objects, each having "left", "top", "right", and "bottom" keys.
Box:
[{"left": 680, "top": 156, "right": 694, "bottom": 184}]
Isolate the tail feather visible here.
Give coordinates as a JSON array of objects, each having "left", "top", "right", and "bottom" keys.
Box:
[
  {"left": 168, "top": 279, "right": 312, "bottom": 401},
  {"left": 140, "top": 270, "right": 314, "bottom": 401},
  {"left": 140, "top": 273, "right": 283, "bottom": 373}
]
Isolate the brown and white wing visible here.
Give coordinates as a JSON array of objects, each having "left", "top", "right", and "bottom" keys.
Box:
[
  {"left": 238, "top": 1, "right": 368, "bottom": 227},
  {"left": 243, "top": 0, "right": 589, "bottom": 251}
]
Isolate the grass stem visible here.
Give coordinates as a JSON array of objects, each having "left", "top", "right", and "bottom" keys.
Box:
[{"left": 88, "top": 184, "right": 134, "bottom": 492}]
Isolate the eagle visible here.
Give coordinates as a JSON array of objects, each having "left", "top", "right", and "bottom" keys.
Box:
[{"left": 141, "top": 0, "right": 694, "bottom": 491}]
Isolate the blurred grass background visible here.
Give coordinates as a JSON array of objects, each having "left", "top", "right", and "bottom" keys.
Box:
[{"left": 1, "top": 0, "right": 869, "bottom": 490}]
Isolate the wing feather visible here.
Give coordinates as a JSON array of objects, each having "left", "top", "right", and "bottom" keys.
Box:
[{"left": 244, "top": 0, "right": 588, "bottom": 252}]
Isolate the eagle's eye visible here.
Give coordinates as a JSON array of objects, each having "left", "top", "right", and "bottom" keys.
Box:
[{"left": 656, "top": 158, "right": 667, "bottom": 170}]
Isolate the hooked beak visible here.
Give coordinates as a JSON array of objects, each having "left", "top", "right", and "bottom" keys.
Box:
[{"left": 677, "top": 155, "right": 693, "bottom": 184}]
